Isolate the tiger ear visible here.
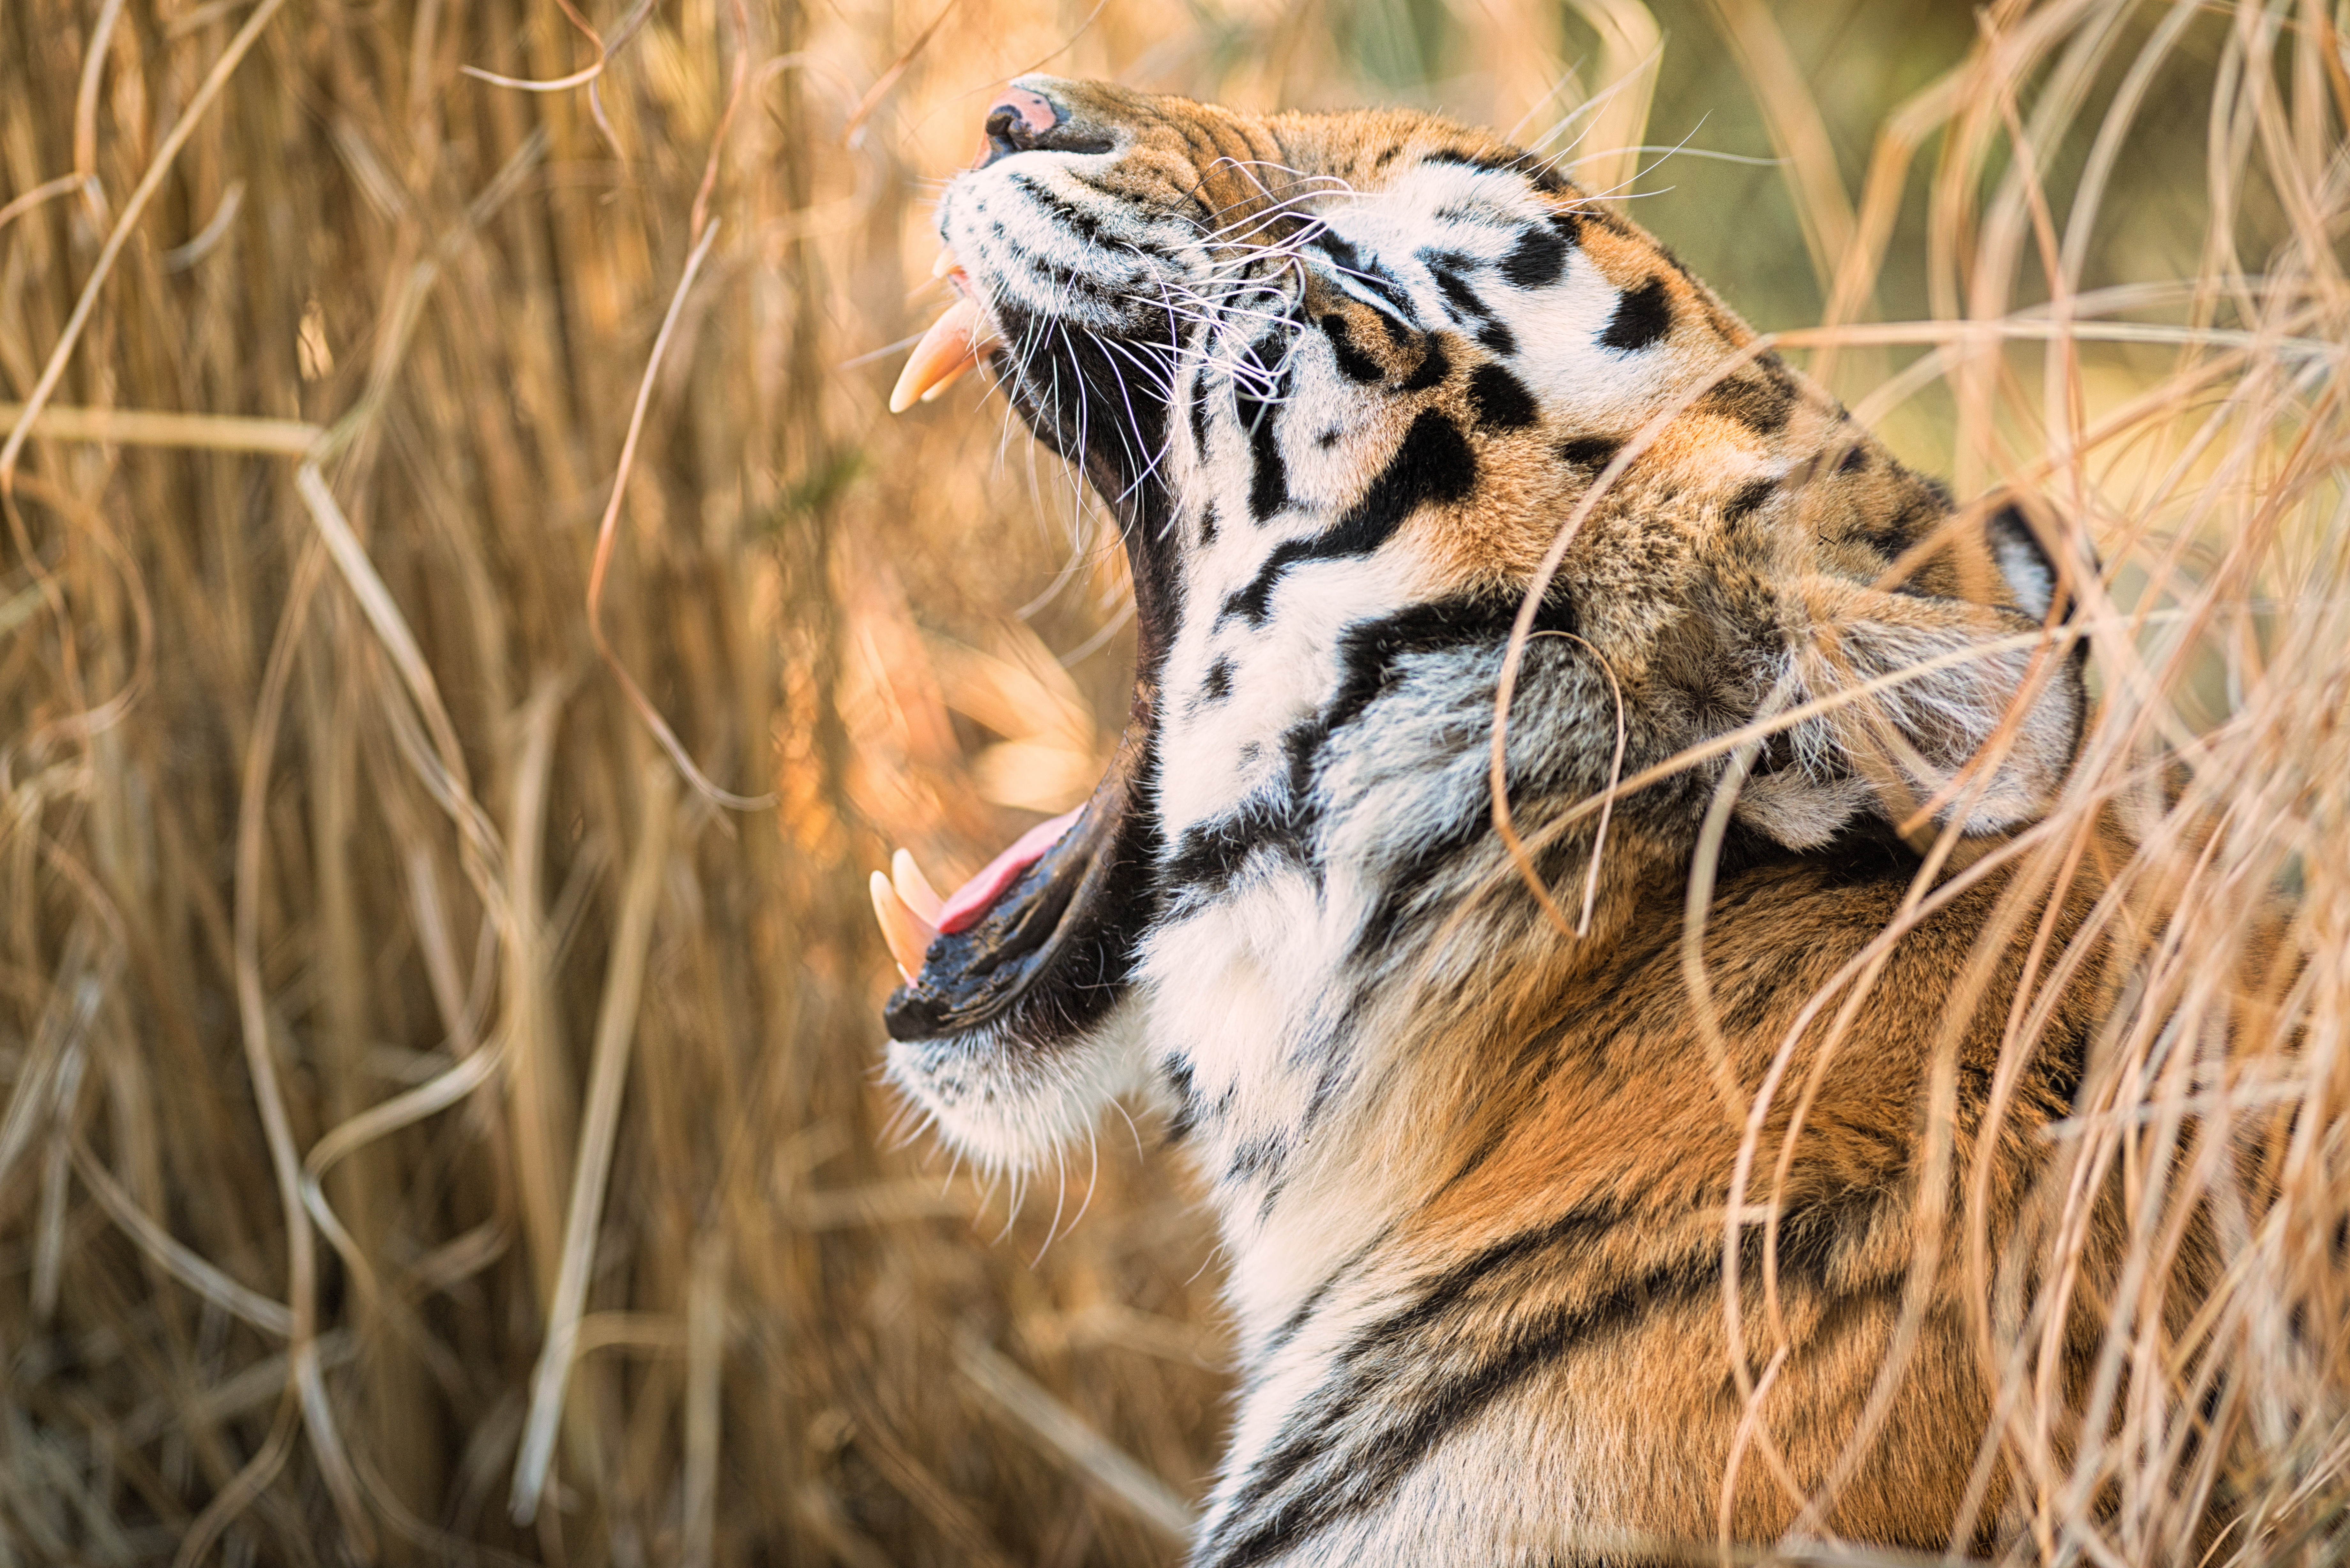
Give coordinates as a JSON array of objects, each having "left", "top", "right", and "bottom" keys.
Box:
[{"left": 1735, "top": 492, "right": 2094, "bottom": 852}]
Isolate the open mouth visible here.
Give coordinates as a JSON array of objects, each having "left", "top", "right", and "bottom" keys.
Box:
[{"left": 868, "top": 246, "right": 1164, "bottom": 1045}]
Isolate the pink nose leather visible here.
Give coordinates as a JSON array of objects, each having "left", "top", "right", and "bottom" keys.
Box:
[
  {"left": 974, "top": 86, "right": 1060, "bottom": 167},
  {"left": 990, "top": 87, "right": 1058, "bottom": 136}
]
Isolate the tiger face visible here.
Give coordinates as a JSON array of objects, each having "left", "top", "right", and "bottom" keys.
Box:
[{"left": 872, "top": 77, "right": 2094, "bottom": 1560}]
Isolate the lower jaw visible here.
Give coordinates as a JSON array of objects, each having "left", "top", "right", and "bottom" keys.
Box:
[{"left": 883, "top": 686, "right": 1163, "bottom": 1046}]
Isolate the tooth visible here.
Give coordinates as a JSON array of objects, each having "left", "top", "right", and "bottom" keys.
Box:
[
  {"left": 869, "top": 870, "right": 938, "bottom": 980},
  {"left": 888, "top": 296, "right": 1004, "bottom": 413},
  {"left": 920, "top": 357, "right": 977, "bottom": 403},
  {"left": 891, "top": 849, "right": 946, "bottom": 924},
  {"left": 890, "top": 298, "right": 981, "bottom": 413},
  {"left": 931, "top": 248, "right": 958, "bottom": 279}
]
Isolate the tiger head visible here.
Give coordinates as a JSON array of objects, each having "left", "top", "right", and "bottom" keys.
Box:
[{"left": 873, "top": 79, "right": 2087, "bottom": 1200}]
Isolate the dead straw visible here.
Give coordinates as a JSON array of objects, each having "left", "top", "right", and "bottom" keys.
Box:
[{"left": 2, "top": 2, "right": 2343, "bottom": 1565}]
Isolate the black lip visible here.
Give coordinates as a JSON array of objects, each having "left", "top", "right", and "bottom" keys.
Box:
[
  {"left": 883, "top": 702, "right": 1159, "bottom": 1042},
  {"left": 882, "top": 285, "right": 1180, "bottom": 1046}
]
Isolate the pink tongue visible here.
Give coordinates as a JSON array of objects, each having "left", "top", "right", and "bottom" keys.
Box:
[{"left": 936, "top": 806, "right": 1086, "bottom": 935}]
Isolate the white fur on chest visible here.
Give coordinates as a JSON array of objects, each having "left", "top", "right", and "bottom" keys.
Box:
[{"left": 1141, "top": 885, "right": 1400, "bottom": 1340}]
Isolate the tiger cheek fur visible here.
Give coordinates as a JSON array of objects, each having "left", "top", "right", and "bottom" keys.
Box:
[{"left": 879, "top": 77, "right": 2158, "bottom": 1567}]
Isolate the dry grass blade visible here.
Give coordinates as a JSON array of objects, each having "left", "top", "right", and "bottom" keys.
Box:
[
  {"left": 0, "top": 403, "right": 323, "bottom": 456},
  {"left": 229, "top": 531, "right": 374, "bottom": 1557},
  {"left": 581, "top": 221, "right": 770, "bottom": 811},
  {"left": 1702, "top": 0, "right": 1856, "bottom": 297},
  {"left": 3, "top": 0, "right": 2342, "bottom": 1564},
  {"left": 509, "top": 766, "right": 674, "bottom": 1524},
  {"left": 843, "top": 0, "right": 967, "bottom": 139},
  {"left": 69, "top": 1136, "right": 295, "bottom": 1339},
  {"left": 1558, "top": 0, "right": 1663, "bottom": 196},
  {"left": 0, "top": 175, "right": 88, "bottom": 236},
  {"left": 0, "top": 922, "right": 106, "bottom": 1196},
  {"left": 679, "top": 1232, "right": 727, "bottom": 1568},
  {"left": 956, "top": 1335, "right": 1199, "bottom": 1543},
  {"left": 0, "top": 0, "right": 293, "bottom": 491}
]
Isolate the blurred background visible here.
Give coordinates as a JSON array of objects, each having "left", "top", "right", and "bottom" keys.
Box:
[{"left": 2, "top": 0, "right": 2343, "bottom": 1563}]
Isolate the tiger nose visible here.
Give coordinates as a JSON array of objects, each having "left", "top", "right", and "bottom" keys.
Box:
[{"left": 975, "top": 86, "right": 1061, "bottom": 168}]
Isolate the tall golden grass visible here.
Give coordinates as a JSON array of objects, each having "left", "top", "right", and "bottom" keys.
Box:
[{"left": 0, "top": 0, "right": 2342, "bottom": 1564}]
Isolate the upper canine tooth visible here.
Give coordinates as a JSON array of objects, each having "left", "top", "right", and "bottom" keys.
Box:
[
  {"left": 890, "top": 297, "right": 984, "bottom": 413},
  {"left": 919, "top": 356, "right": 978, "bottom": 403},
  {"left": 931, "top": 248, "right": 958, "bottom": 280}
]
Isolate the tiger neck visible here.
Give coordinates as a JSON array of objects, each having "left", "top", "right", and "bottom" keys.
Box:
[
  {"left": 1144, "top": 861, "right": 1664, "bottom": 1350},
  {"left": 1139, "top": 712, "right": 1667, "bottom": 1352},
  {"left": 1137, "top": 489, "right": 1663, "bottom": 1345}
]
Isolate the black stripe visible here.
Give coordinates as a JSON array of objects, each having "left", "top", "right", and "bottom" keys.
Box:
[
  {"left": 1293, "top": 590, "right": 1578, "bottom": 952},
  {"left": 1363, "top": 1205, "right": 1622, "bottom": 1354},
  {"left": 991, "top": 229, "right": 1095, "bottom": 292},
  {"left": 1222, "top": 410, "right": 1476, "bottom": 624},
  {"left": 1254, "top": 1230, "right": 1392, "bottom": 1369},
  {"left": 1599, "top": 275, "right": 1672, "bottom": 352},
  {"left": 1210, "top": 1229, "right": 1682, "bottom": 1568},
  {"left": 1863, "top": 484, "right": 1945, "bottom": 560},
  {"left": 1467, "top": 363, "right": 1539, "bottom": 430},
  {"left": 1723, "top": 476, "right": 1777, "bottom": 522},
  {"left": 1291, "top": 1256, "right": 1861, "bottom": 1551},
  {"left": 1350, "top": 739, "right": 1605, "bottom": 959},
  {"left": 1421, "top": 147, "right": 1573, "bottom": 197},
  {"left": 1701, "top": 370, "right": 1797, "bottom": 436},
  {"left": 1227, "top": 1130, "right": 1289, "bottom": 1187},
  {"left": 1164, "top": 795, "right": 1309, "bottom": 895},
  {"left": 1209, "top": 1191, "right": 1903, "bottom": 1567},
  {"left": 1248, "top": 416, "right": 1288, "bottom": 521},
  {"left": 1324, "top": 592, "right": 1575, "bottom": 732},
  {"left": 1008, "top": 170, "right": 1105, "bottom": 244},
  {"left": 1207, "top": 1506, "right": 1316, "bottom": 1568},
  {"left": 1320, "top": 312, "right": 1385, "bottom": 384},
  {"left": 1499, "top": 216, "right": 1576, "bottom": 288},
  {"left": 1354, "top": 808, "right": 1490, "bottom": 956},
  {"left": 1420, "top": 147, "right": 1525, "bottom": 175},
  {"left": 1431, "top": 264, "right": 1490, "bottom": 322},
  {"left": 1234, "top": 332, "right": 1293, "bottom": 523},
  {"left": 1557, "top": 434, "right": 1623, "bottom": 471},
  {"left": 1396, "top": 335, "right": 1450, "bottom": 393},
  {"left": 1160, "top": 1056, "right": 1198, "bottom": 1142}
]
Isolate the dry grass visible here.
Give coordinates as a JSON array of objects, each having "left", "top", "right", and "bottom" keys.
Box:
[{"left": 0, "top": 0, "right": 2343, "bottom": 1564}]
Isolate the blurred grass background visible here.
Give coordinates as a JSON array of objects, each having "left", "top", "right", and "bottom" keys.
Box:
[{"left": 2, "top": 0, "right": 2345, "bottom": 1564}]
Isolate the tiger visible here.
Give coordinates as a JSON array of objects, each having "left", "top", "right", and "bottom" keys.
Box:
[{"left": 866, "top": 76, "right": 2209, "bottom": 1566}]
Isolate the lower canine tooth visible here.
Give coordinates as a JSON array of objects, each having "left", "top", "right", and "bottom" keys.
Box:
[
  {"left": 891, "top": 849, "right": 946, "bottom": 924},
  {"left": 869, "top": 870, "right": 938, "bottom": 980}
]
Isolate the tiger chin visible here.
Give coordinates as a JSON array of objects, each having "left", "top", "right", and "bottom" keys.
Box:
[{"left": 866, "top": 79, "right": 2204, "bottom": 1567}]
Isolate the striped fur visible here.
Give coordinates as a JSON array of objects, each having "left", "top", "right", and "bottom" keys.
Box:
[{"left": 881, "top": 78, "right": 2192, "bottom": 1565}]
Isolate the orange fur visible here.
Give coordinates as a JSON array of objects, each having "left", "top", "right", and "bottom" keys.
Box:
[{"left": 891, "top": 78, "right": 2284, "bottom": 1564}]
